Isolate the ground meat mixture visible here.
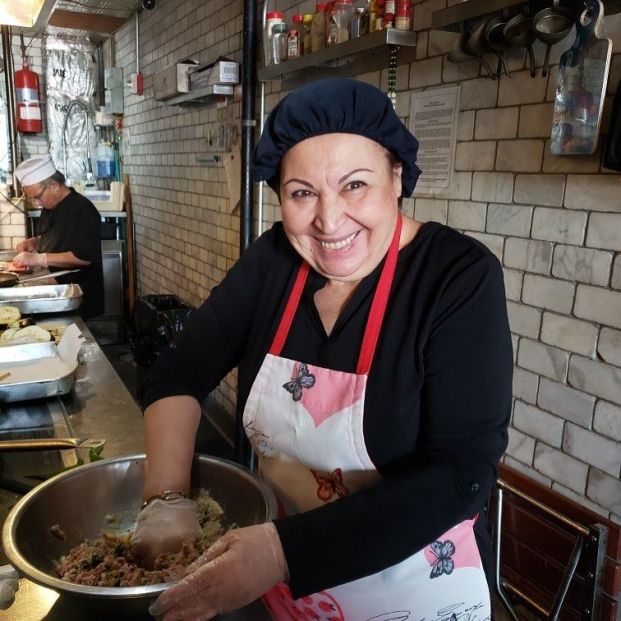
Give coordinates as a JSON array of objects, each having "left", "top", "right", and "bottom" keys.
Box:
[{"left": 56, "top": 491, "right": 225, "bottom": 587}]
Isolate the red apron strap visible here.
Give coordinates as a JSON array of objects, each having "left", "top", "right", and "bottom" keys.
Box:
[
  {"left": 269, "top": 261, "right": 310, "bottom": 356},
  {"left": 269, "top": 214, "right": 402, "bottom": 372},
  {"left": 356, "top": 214, "right": 402, "bottom": 374}
]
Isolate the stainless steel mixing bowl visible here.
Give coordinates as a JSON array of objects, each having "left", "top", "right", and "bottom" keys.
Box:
[{"left": 2, "top": 454, "right": 278, "bottom": 615}]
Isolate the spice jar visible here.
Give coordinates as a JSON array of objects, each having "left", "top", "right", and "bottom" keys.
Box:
[
  {"left": 288, "top": 14, "right": 304, "bottom": 58},
  {"left": 395, "top": 0, "right": 412, "bottom": 30},
  {"left": 303, "top": 14, "right": 313, "bottom": 54},
  {"left": 351, "top": 7, "right": 369, "bottom": 38},
  {"left": 270, "top": 22, "right": 289, "bottom": 64},
  {"left": 311, "top": 3, "right": 326, "bottom": 51},
  {"left": 384, "top": 11, "right": 394, "bottom": 28},
  {"left": 375, "top": 0, "right": 385, "bottom": 30},
  {"left": 325, "top": 1, "right": 337, "bottom": 47},
  {"left": 264, "top": 11, "right": 285, "bottom": 65},
  {"left": 334, "top": 0, "right": 353, "bottom": 43}
]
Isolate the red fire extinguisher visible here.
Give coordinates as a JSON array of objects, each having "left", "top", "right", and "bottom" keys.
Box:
[{"left": 15, "top": 64, "right": 43, "bottom": 134}]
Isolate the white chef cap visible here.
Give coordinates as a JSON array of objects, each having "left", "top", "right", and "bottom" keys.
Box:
[{"left": 15, "top": 155, "right": 57, "bottom": 186}]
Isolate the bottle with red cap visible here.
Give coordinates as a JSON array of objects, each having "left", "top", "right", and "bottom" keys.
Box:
[
  {"left": 264, "top": 11, "right": 285, "bottom": 65},
  {"left": 334, "top": 0, "right": 353, "bottom": 43},
  {"left": 375, "top": 0, "right": 385, "bottom": 30},
  {"left": 395, "top": 0, "right": 412, "bottom": 30},
  {"left": 311, "top": 3, "right": 326, "bottom": 52},
  {"left": 288, "top": 14, "right": 304, "bottom": 58},
  {"left": 303, "top": 14, "right": 313, "bottom": 54},
  {"left": 325, "top": 1, "right": 337, "bottom": 47}
]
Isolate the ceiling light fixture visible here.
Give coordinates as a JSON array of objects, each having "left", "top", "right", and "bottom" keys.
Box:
[{"left": 0, "top": 0, "right": 47, "bottom": 28}]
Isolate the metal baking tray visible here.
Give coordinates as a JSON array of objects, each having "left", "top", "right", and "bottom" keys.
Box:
[
  {"left": 0, "top": 341, "right": 78, "bottom": 403},
  {"left": 0, "top": 284, "right": 83, "bottom": 314}
]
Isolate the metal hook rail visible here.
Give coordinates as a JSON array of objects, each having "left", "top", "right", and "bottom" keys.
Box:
[{"left": 493, "top": 478, "right": 608, "bottom": 621}]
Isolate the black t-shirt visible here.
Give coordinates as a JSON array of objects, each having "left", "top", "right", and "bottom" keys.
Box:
[
  {"left": 142, "top": 221, "right": 513, "bottom": 597},
  {"left": 38, "top": 189, "right": 104, "bottom": 319}
]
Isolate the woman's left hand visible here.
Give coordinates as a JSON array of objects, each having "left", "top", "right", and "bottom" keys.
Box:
[{"left": 148, "top": 522, "right": 288, "bottom": 621}]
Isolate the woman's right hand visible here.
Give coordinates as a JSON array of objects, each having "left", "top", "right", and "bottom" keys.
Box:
[{"left": 130, "top": 497, "right": 202, "bottom": 569}]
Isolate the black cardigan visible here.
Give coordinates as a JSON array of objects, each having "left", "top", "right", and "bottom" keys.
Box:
[{"left": 142, "top": 220, "right": 513, "bottom": 598}]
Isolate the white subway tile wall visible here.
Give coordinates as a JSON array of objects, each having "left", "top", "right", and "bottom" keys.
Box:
[{"left": 107, "top": 0, "right": 621, "bottom": 521}]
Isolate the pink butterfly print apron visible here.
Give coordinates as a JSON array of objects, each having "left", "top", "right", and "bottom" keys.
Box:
[{"left": 243, "top": 215, "right": 491, "bottom": 620}]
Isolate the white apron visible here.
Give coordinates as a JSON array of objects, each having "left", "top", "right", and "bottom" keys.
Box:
[{"left": 243, "top": 215, "right": 491, "bottom": 621}]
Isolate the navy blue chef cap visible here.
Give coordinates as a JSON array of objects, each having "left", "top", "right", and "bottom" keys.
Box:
[{"left": 253, "top": 78, "right": 422, "bottom": 197}]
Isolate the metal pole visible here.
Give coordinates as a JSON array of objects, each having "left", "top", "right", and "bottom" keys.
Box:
[
  {"left": 235, "top": 0, "right": 258, "bottom": 467},
  {"left": 239, "top": 0, "right": 257, "bottom": 256},
  {"left": 256, "top": 0, "right": 270, "bottom": 239},
  {"left": 135, "top": 12, "right": 140, "bottom": 75}
]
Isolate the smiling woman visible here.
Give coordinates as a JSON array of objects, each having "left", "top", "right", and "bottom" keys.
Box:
[
  {"left": 137, "top": 78, "right": 513, "bottom": 621},
  {"left": 279, "top": 133, "right": 405, "bottom": 284}
]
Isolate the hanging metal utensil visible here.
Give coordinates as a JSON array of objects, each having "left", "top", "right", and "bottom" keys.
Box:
[
  {"left": 504, "top": 12, "right": 537, "bottom": 78},
  {"left": 464, "top": 19, "right": 498, "bottom": 79},
  {"left": 550, "top": 0, "right": 612, "bottom": 155},
  {"left": 447, "top": 31, "right": 496, "bottom": 80},
  {"left": 533, "top": 0, "right": 575, "bottom": 78},
  {"left": 484, "top": 14, "right": 512, "bottom": 78}
]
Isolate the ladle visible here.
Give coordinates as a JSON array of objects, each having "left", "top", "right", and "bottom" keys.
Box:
[
  {"left": 533, "top": 0, "right": 575, "bottom": 77},
  {"left": 504, "top": 13, "right": 537, "bottom": 77}
]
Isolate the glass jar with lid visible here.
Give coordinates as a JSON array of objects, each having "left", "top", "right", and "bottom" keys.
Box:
[
  {"left": 270, "top": 22, "right": 289, "bottom": 64},
  {"left": 333, "top": 0, "right": 353, "bottom": 43},
  {"left": 264, "top": 11, "right": 285, "bottom": 66},
  {"left": 351, "top": 7, "right": 369, "bottom": 38}
]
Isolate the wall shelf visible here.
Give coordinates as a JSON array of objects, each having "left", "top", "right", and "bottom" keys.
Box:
[
  {"left": 258, "top": 28, "right": 417, "bottom": 84},
  {"left": 158, "top": 84, "right": 234, "bottom": 106},
  {"left": 431, "top": 0, "right": 621, "bottom": 31}
]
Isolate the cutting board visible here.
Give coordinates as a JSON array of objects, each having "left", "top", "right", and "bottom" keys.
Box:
[{"left": 550, "top": 0, "right": 612, "bottom": 155}]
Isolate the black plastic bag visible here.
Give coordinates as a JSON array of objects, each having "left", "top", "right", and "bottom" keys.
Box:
[{"left": 131, "top": 294, "right": 194, "bottom": 367}]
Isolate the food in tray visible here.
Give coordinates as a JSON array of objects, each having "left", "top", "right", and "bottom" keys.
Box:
[
  {"left": 0, "top": 306, "right": 57, "bottom": 345},
  {"left": 56, "top": 490, "right": 226, "bottom": 587},
  {"left": 0, "top": 305, "right": 21, "bottom": 325},
  {"left": 0, "top": 325, "right": 52, "bottom": 345},
  {"left": 35, "top": 323, "right": 67, "bottom": 341}
]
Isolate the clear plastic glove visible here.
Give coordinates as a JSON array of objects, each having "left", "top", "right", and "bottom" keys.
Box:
[
  {"left": 131, "top": 498, "right": 202, "bottom": 569},
  {"left": 0, "top": 565, "right": 19, "bottom": 610},
  {"left": 148, "top": 522, "right": 287, "bottom": 621},
  {"left": 13, "top": 251, "right": 47, "bottom": 268}
]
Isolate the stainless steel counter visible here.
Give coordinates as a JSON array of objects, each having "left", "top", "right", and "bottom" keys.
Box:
[{"left": 0, "top": 316, "right": 271, "bottom": 621}]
